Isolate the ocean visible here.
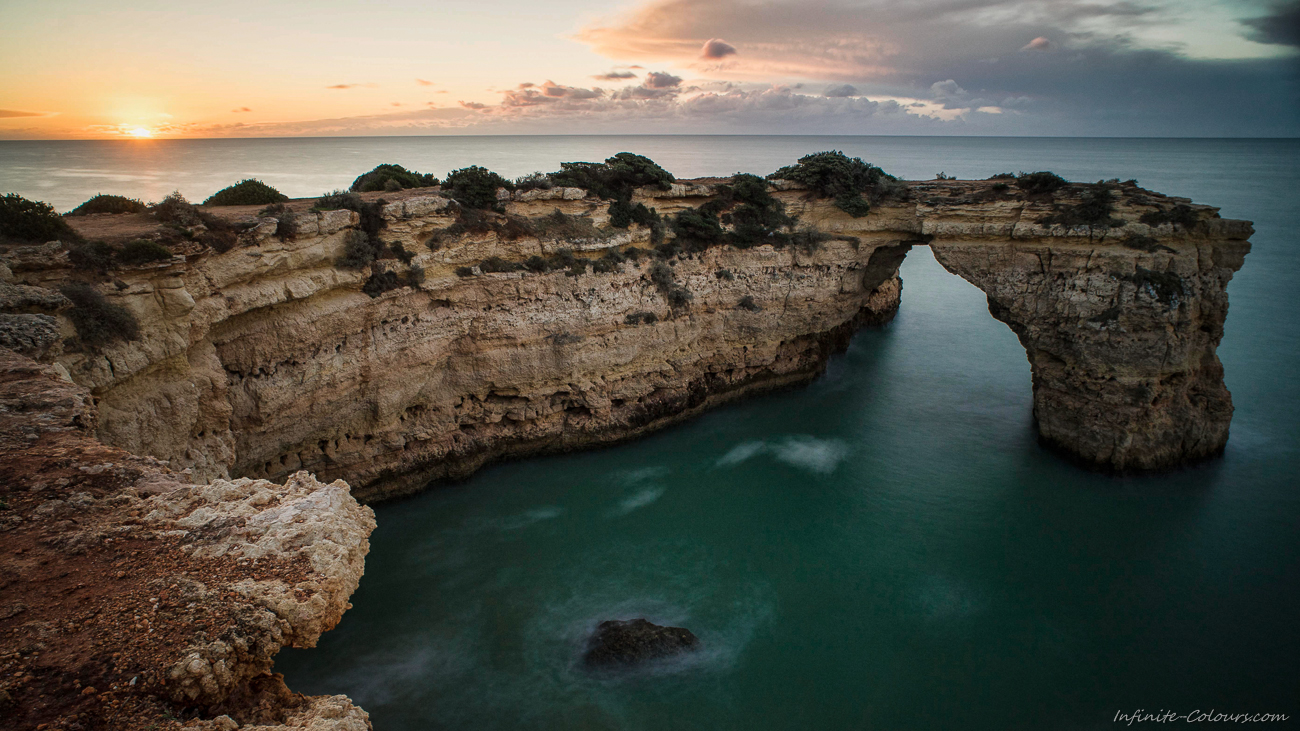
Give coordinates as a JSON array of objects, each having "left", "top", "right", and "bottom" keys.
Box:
[{"left": 4, "top": 136, "right": 1297, "bottom": 729}]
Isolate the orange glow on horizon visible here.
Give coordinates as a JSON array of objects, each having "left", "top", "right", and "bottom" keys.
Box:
[{"left": 127, "top": 127, "right": 154, "bottom": 138}]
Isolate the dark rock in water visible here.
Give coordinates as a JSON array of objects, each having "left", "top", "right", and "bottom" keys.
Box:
[{"left": 583, "top": 618, "right": 699, "bottom": 667}]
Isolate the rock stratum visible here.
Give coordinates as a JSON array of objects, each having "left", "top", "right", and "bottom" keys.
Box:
[{"left": 0, "top": 168, "right": 1251, "bottom": 728}]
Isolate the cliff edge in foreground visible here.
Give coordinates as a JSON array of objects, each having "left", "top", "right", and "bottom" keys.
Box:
[{"left": 0, "top": 348, "right": 376, "bottom": 730}]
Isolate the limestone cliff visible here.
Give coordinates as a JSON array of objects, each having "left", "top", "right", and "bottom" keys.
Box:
[{"left": 4, "top": 176, "right": 1251, "bottom": 499}]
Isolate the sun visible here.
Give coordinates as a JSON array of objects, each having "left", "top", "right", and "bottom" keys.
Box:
[{"left": 127, "top": 127, "right": 154, "bottom": 138}]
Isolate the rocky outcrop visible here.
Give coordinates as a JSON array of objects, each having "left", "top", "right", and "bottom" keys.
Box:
[
  {"left": 583, "top": 618, "right": 700, "bottom": 668},
  {"left": 4, "top": 176, "right": 1252, "bottom": 499},
  {"left": 0, "top": 347, "right": 376, "bottom": 730}
]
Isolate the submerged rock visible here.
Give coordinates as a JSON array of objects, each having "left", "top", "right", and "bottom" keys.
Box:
[{"left": 583, "top": 618, "right": 700, "bottom": 667}]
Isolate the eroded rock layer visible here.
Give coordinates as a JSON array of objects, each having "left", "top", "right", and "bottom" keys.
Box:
[{"left": 6, "top": 178, "right": 1252, "bottom": 498}]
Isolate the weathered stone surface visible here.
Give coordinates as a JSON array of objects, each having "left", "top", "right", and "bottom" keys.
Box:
[
  {"left": 583, "top": 618, "right": 700, "bottom": 667},
  {"left": 930, "top": 239, "right": 1247, "bottom": 469},
  {"left": 24, "top": 177, "right": 1251, "bottom": 498},
  {"left": 0, "top": 313, "right": 62, "bottom": 359},
  {"left": 0, "top": 347, "right": 376, "bottom": 730}
]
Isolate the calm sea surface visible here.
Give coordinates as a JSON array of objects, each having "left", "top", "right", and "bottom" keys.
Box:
[{"left": 4, "top": 137, "right": 1297, "bottom": 729}]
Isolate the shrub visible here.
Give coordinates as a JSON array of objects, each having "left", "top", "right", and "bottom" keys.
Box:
[
  {"left": 67, "top": 241, "right": 116, "bottom": 271},
  {"left": 59, "top": 282, "right": 139, "bottom": 347},
  {"left": 649, "top": 260, "right": 676, "bottom": 291},
  {"left": 406, "top": 264, "right": 425, "bottom": 286},
  {"left": 479, "top": 256, "right": 523, "bottom": 273},
  {"left": 313, "top": 189, "right": 387, "bottom": 240},
  {"left": 67, "top": 194, "right": 147, "bottom": 216},
  {"left": 1015, "top": 171, "right": 1067, "bottom": 196},
  {"left": 715, "top": 268, "right": 735, "bottom": 281},
  {"left": 0, "top": 193, "right": 81, "bottom": 243},
  {"left": 768, "top": 151, "right": 896, "bottom": 217},
  {"left": 592, "top": 249, "right": 627, "bottom": 274},
  {"left": 455, "top": 266, "right": 476, "bottom": 277},
  {"left": 350, "top": 164, "right": 438, "bottom": 193},
  {"left": 738, "top": 295, "right": 761, "bottom": 311},
  {"left": 988, "top": 172, "right": 1017, "bottom": 180},
  {"left": 118, "top": 239, "right": 173, "bottom": 265},
  {"left": 1140, "top": 204, "right": 1199, "bottom": 229},
  {"left": 722, "top": 173, "right": 793, "bottom": 247},
  {"left": 549, "top": 152, "right": 674, "bottom": 200},
  {"left": 669, "top": 208, "right": 725, "bottom": 251},
  {"left": 362, "top": 269, "right": 402, "bottom": 297},
  {"left": 260, "top": 203, "right": 299, "bottom": 240},
  {"left": 514, "top": 172, "right": 553, "bottom": 191},
  {"left": 153, "top": 192, "right": 200, "bottom": 226},
  {"left": 315, "top": 190, "right": 364, "bottom": 211},
  {"left": 391, "top": 242, "right": 415, "bottom": 264},
  {"left": 534, "top": 210, "right": 605, "bottom": 240},
  {"left": 624, "top": 311, "right": 658, "bottom": 326},
  {"left": 442, "top": 166, "right": 513, "bottom": 210},
  {"left": 790, "top": 229, "right": 832, "bottom": 253},
  {"left": 203, "top": 179, "right": 288, "bottom": 207},
  {"left": 337, "top": 230, "right": 377, "bottom": 269},
  {"left": 608, "top": 198, "right": 659, "bottom": 229},
  {"left": 1044, "top": 183, "right": 1120, "bottom": 229},
  {"left": 666, "top": 286, "right": 693, "bottom": 308},
  {"left": 524, "top": 255, "right": 551, "bottom": 273},
  {"left": 1122, "top": 234, "right": 1175, "bottom": 253}
]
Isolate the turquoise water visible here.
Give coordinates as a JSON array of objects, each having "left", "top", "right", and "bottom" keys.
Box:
[{"left": 5, "top": 137, "right": 1297, "bottom": 728}]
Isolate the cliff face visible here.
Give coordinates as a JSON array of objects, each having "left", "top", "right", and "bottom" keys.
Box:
[{"left": 5, "top": 179, "right": 1252, "bottom": 500}]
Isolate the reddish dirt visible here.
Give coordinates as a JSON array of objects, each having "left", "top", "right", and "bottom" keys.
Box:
[{"left": 0, "top": 352, "right": 316, "bottom": 730}]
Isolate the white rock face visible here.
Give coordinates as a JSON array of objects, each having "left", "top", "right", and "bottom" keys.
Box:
[{"left": 147, "top": 471, "right": 375, "bottom": 702}]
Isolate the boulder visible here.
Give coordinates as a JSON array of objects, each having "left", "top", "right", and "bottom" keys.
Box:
[{"left": 583, "top": 618, "right": 699, "bottom": 667}]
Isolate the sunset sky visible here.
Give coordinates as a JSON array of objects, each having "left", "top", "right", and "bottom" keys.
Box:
[{"left": 1, "top": 0, "right": 1296, "bottom": 139}]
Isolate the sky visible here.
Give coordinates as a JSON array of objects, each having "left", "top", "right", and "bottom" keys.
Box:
[{"left": 0, "top": 0, "right": 1297, "bottom": 139}]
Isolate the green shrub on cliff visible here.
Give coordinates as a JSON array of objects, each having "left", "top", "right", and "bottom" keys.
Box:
[
  {"left": 337, "top": 230, "right": 378, "bottom": 270},
  {"left": 768, "top": 151, "right": 897, "bottom": 218},
  {"left": 350, "top": 164, "right": 439, "bottom": 193},
  {"left": 313, "top": 189, "right": 388, "bottom": 240},
  {"left": 59, "top": 282, "right": 139, "bottom": 347},
  {"left": 549, "top": 153, "right": 674, "bottom": 200},
  {"left": 1044, "top": 183, "right": 1122, "bottom": 229},
  {"left": 1140, "top": 204, "right": 1199, "bottom": 229},
  {"left": 152, "top": 191, "right": 200, "bottom": 226},
  {"left": 203, "top": 179, "right": 289, "bottom": 207},
  {"left": 442, "top": 166, "right": 513, "bottom": 211},
  {"left": 117, "top": 239, "right": 173, "bottom": 265},
  {"left": 1015, "top": 171, "right": 1067, "bottom": 196},
  {"left": 67, "top": 194, "right": 147, "bottom": 216},
  {"left": 0, "top": 193, "right": 81, "bottom": 243},
  {"left": 67, "top": 241, "right": 117, "bottom": 271}
]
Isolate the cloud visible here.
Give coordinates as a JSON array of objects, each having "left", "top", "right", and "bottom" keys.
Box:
[
  {"left": 231, "top": 107, "right": 252, "bottom": 113},
  {"left": 1241, "top": 1, "right": 1300, "bottom": 46},
  {"left": 570, "top": 0, "right": 1300, "bottom": 136},
  {"left": 701, "top": 38, "right": 737, "bottom": 59},
  {"left": 823, "top": 83, "right": 859, "bottom": 97},
  {"left": 0, "top": 109, "right": 46, "bottom": 118},
  {"left": 593, "top": 70, "right": 638, "bottom": 80},
  {"left": 326, "top": 83, "right": 377, "bottom": 90},
  {"left": 460, "top": 101, "right": 488, "bottom": 110},
  {"left": 644, "top": 71, "right": 683, "bottom": 88},
  {"left": 416, "top": 78, "right": 436, "bottom": 86}
]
